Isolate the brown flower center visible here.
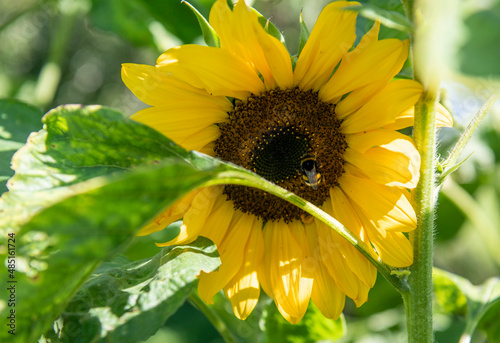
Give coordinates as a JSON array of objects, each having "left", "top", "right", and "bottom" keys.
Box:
[{"left": 214, "top": 87, "right": 347, "bottom": 222}]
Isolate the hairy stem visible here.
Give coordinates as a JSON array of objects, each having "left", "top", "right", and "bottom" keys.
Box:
[{"left": 404, "top": 91, "right": 438, "bottom": 343}]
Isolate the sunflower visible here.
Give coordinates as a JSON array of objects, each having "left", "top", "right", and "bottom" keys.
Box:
[{"left": 122, "top": 0, "right": 453, "bottom": 323}]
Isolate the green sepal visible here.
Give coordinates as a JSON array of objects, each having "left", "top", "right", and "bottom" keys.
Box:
[
  {"left": 251, "top": 8, "right": 285, "bottom": 44},
  {"left": 297, "top": 10, "right": 310, "bottom": 57},
  {"left": 183, "top": 0, "right": 220, "bottom": 47}
]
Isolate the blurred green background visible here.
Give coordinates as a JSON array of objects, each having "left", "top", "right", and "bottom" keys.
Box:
[{"left": 1, "top": 0, "right": 499, "bottom": 342}]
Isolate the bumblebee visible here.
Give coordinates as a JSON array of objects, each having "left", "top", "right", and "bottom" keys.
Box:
[{"left": 300, "top": 155, "right": 322, "bottom": 190}]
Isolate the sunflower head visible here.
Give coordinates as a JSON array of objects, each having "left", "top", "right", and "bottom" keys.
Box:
[{"left": 122, "top": 0, "right": 452, "bottom": 324}]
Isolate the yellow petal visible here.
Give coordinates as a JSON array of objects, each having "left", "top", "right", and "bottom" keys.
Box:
[
  {"left": 177, "top": 125, "right": 220, "bottom": 152},
  {"left": 304, "top": 220, "right": 346, "bottom": 319},
  {"left": 253, "top": 21, "right": 294, "bottom": 89},
  {"left": 156, "top": 187, "right": 222, "bottom": 246},
  {"left": 137, "top": 189, "right": 199, "bottom": 236},
  {"left": 436, "top": 103, "right": 454, "bottom": 127},
  {"left": 315, "top": 218, "right": 361, "bottom": 300},
  {"left": 352, "top": 282, "right": 371, "bottom": 307},
  {"left": 210, "top": 0, "right": 292, "bottom": 90},
  {"left": 357, "top": 210, "right": 414, "bottom": 267},
  {"left": 335, "top": 79, "right": 389, "bottom": 118},
  {"left": 294, "top": 1, "right": 358, "bottom": 91},
  {"left": 339, "top": 167, "right": 417, "bottom": 232},
  {"left": 265, "top": 221, "right": 312, "bottom": 322},
  {"left": 341, "top": 80, "right": 424, "bottom": 134},
  {"left": 320, "top": 39, "right": 409, "bottom": 102},
  {"left": 382, "top": 103, "right": 454, "bottom": 130},
  {"left": 224, "top": 217, "right": 264, "bottom": 320},
  {"left": 200, "top": 196, "right": 236, "bottom": 247},
  {"left": 349, "top": 21, "right": 381, "bottom": 58},
  {"left": 121, "top": 63, "right": 231, "bottom": 109},
  {"left": 257, "top": 252, "right": 273, "bottom": 300},
  {"left": 199, "top": 141, "right": 216, "bottom": 156},
  {"left": 131, "top": 105, "right": 226, "bottom": 150},
  {"left": 156, "top": 45, "right": 264, "bottom": 99},
  {"left": 198, "top": 210, "right": 254, "bottom": 304},
  {"left": 345, "top": 130, "right": 420, "bottom": 188},
  {"left": 372, "top": 230, "right": 413, "bottom": 267},
  {"left": 321, "top": 198, "right": 376, "bottom": 286}
]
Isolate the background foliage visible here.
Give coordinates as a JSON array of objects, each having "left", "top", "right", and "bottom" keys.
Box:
[{"left": 1, "top": 0, "right": 499, "bottom": 342}]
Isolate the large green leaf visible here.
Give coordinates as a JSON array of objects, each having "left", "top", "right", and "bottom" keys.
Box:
[
  {"left": 0, "top": 105, "right": 210, "bottom": 341},
  {"left": 263, "top": 301, "right": 346, "bottom": 343},
  {"left": 0, "top": 104, "right": 189, "bottom": 238},
  {"left": 42, "top": 237, "right": 220, "bottom": 343},
  {"left": 0, "top": 104, "right": 283, "bottom": 342},
  {"left": 0, "top": 99, "right": 43, "bottom": 194},
  {"left": 433, "top": 268, "right": 500, "bottom": 341}
]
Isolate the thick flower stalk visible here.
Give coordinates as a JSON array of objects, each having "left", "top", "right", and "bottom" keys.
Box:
[{"left": 122, "top": 0, "right": 452, "bottom": 324}]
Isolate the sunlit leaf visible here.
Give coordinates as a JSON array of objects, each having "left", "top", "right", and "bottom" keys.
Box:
[
  {"left": 297, "top": 10, "right": 310, "bottom": 57},
  {"left": 43, "top": 237, "right": 220, "bottom": 343}
]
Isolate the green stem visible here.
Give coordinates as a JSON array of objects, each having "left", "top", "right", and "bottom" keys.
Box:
[
  {"left": 205, "top": 172, "right": 410, "bottom": 294},
  {"left": 189, "top": 292, "right": 238, "bottom": 343},
  {"left": 402, "top": 0, "right": 454, "bottom": 339},
  {"left": 404, "top": 92, "right": 438, "bottom": 343},
  {"left": 437, "top": 92, "right": 500, "bottom": 186}
]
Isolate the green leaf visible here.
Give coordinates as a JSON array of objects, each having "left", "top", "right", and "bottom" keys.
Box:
[
  {"left": 263, "top": 301, "right": 346, "bottom": 343},
  {"left": 0, "top": 104, "right": 224, "bottom": 342},
  {"left": 297, "top": 10, "right": 310, "bottom": 57},
  {"left": 183, "top": 0, "right": 220, "bottom": 47},
  {"left": 43, "top": 237, "right": 220, "bottom": 343},
  {"left": 433, "top": 269, "right": 468, "bottom": 314},
  {"left": 477, "top": 299, "right": 500, "bottom": 343},
  {"left": 0, "top": 99, "right": 43, "bottom": 194},
  {"left": 346, "top": 4, "right": 413, "bottom": 32},
  {"left": 458, "top": 3, "right": 500, "bottom": 77},
  {"left": 433, "top": 268, "right": 500, "bottom": 340},
  {"left": 0, "top": 104, "right": 188, "bottom": 237}
]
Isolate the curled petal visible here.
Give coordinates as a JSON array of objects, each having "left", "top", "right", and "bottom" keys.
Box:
[
  {"left": 198, "top": 210, "right": 254, "bottom": 304},
  {"left": 224, "top": 217, "right": 264, "bottom": 320},
  {"left": 156, "top": 187, "right": 223, "bottom": 246}
]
